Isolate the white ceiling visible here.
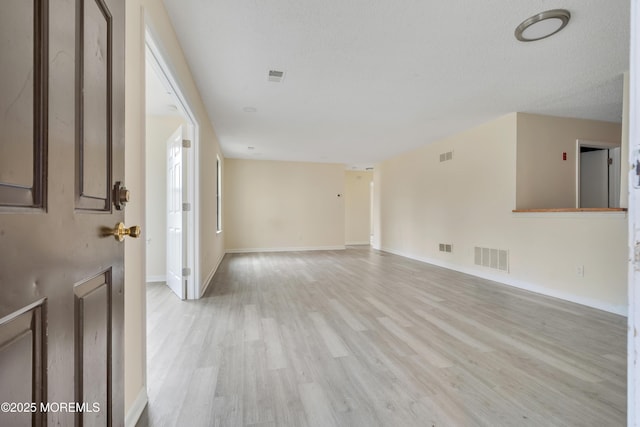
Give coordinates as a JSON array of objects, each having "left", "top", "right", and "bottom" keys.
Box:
[{"left": 161, "top": 0, "right": 629, "bottom": 169}]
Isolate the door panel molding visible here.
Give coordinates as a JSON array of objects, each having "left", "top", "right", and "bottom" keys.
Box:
[
  {"left": 76, "top": 0, "right": 113, "bottom": 212},
  {"left": 0, "top": 299, "right": 47, "bottom": 426},
  {"left": 0, "top": 0, "right": 48, "bottom": 210},
  {"left": 74, "top": 269, "right": 112, "bottom": 426}
]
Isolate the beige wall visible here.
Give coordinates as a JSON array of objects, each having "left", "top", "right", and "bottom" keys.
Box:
[
  {"left": 516, "top": 113, "right": 622, "bottom": 209},
  {"left": 224, "top": 159, "right": 345, "bottom": 251},
  {"left": 376, "top": 113, "right": 627, "bottom": 314},
  {"left": 125, "top": 0, "right": 225, "bottom": 420},
  {"left": 345, "top": 171, "right": 373, "bottom": 245},
  {"left": 145, "top": 116, "right": 185, "bottom": 280}
]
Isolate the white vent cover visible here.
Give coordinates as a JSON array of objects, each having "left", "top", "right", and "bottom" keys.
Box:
[
  {"left": 474, "top": 246, "right": 509, "bottom": 272},
  {"left": 439, "top": 150, "right": 454, "bottom": 162},
  {"left": 268, "top": 70, "right": 285, "bottom": 82}
]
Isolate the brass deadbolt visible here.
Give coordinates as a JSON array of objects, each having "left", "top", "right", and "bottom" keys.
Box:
[{"left": 113, "top": 181, "right": 130, "bottom": 211}]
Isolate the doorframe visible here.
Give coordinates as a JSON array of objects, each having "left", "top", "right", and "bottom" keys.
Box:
[
  {"left": 629, "top": 1, "right": 639, "bottom": 425},
  {"left": 144, "top": 24, "right": 200, "bottom": 300},
  {"left": 574, "top": 139, "right": 619, "bottom": 208}
]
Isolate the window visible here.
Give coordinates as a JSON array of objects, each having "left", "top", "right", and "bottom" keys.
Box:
[{"left": 216, "top": 155, "right": 222, "bottom": 232}]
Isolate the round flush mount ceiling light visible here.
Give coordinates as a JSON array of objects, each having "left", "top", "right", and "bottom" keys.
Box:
[{"left": 515, "top": 9, "right": 571, "bottom": 42}]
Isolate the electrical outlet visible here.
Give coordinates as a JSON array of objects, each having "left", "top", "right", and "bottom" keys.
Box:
[{"left": 576, "top": 265, "right": 584, "bottom": 277}]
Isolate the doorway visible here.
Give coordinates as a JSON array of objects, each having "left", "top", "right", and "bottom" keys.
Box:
[
  {"left": 576, "top": 139, "right": 621, "bottom": 208},
  {"left": 344, "top": 170, "right": 374, "bottom": 246},
  {"left": 144, "top": 31, "right": 199, "bottom": 299},
  {"left": 370, "top": 181, "right": 375, "bottom": 244}
]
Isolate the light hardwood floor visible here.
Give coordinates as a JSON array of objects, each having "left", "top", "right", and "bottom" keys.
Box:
[{"left": 136, "top": 247, "right": 626, "bottom": 426}]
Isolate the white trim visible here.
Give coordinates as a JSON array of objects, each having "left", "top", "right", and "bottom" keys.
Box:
[
  {"left": 146, "top": 275, "right": 166, "bottom": 283},
  {"left": 629, "top": 0, "right": 639, "bottom": 424},
  {"left": 199, "top": 267, "right": 215, "bottom": 297},
  {"left": 124, "top": 388, "right": 148, "bottom": 427},
  {"left": 380, "top": 246, "right": 627, "bottom": 316},
  {"left": 346, "top": 241, "right": 371, "bottom": 246},
  {"left": 144, "top": 23, "right": 201, "bottom": 300},
  {"left": 200, "top": 252, "right": 226, "bottom": 297},
  {"left": 227, "top": 246, "right": 346, "bottom": 254}
]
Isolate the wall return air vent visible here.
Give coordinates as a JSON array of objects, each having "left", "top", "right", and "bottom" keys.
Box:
[
  {"left": 268, "top": 70, "right": 285, "bottom": 83},
  {"left": 439, "top": 151, "right": 453, "bottom": 162},
  {"left": 474, "top": 246, "right": 509, "bottom": 272},
  {"left": 439, "top": 243, "right": 453, "bottom": 253}
]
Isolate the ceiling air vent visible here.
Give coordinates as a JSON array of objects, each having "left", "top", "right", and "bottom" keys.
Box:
[{"left": 268, "top": 70, "right": 285, "bottom": 83}]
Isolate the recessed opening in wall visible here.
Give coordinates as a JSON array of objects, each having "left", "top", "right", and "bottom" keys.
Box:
[
  {"left": 576, "top": 139, "right": 621, "bottom": 208},
  {"left": 145, "top": 28, "right": 200, "bottom": 300}
]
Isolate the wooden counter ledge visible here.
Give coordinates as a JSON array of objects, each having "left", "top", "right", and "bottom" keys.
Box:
[{"left": 512, "top": 208, "right": 627, "bottom": 213}]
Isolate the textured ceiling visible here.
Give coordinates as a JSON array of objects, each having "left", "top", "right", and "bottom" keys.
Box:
[{"left": 161, "top": 0, "right": 629, "bottom": 169}]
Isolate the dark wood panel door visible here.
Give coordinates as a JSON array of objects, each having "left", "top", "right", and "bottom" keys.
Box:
[{"left": 0, "top": 0, "right": 126, "bottom": 425}]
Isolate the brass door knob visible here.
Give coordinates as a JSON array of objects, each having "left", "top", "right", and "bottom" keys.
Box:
[{"left": 110, "top": 222, "right": 141, "bottom": 241}]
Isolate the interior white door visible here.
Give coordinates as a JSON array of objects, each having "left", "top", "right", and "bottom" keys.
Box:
[
  {"left": 580, "top": 149, "right": 609, "bottom": 208},
  {"left": 166, "top": 126, "right": 185, "bottom": 299},
  {"left": 608, "top": 147, "right": 621, "bottom": 208}
]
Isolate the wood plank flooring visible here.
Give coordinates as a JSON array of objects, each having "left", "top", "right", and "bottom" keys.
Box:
[{"left": 136, "top": 247, "right": 626, "bottom": 426}]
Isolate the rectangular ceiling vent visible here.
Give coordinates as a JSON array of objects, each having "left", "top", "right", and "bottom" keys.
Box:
[
  {"left": 439, "top": 150, "right": 453, "bottom": 162},
  {"left": 268, "top": 69, "right": 285, "bottom": 83},
  {"left": 439, "top": 243, "right": 453, "bottom": 253},
  {"left": 474, "top": 246, "right": 509, "bottom": 272}
]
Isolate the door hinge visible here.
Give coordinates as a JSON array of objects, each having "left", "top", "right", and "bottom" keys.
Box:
[
  {"left": 182, "top": 268, "right": 191, "bottom": 277},
  {"left": 633, "top": 149, "right": 640, "bottom": 189},
  {"left": 182, "top": 202, "right": 191, "bottom": 212},
  {"left": 182, "top": 139, "right": 192, "bottom": 148},
  {"left": 608, "top": 157, "right": 613, "bottom": 165}
]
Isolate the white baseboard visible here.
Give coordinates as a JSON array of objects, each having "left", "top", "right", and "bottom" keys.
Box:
[
  {"left": 227, "top": 245, "right": 346, "bottom": 254},
  {"left": 346, "top": 241, "right": 371, "bottom": 246},
  {"left": 146, "top": 275, "right": 166, "bottom": 283},
  {"left": 125, "top": 387, "right": 148, "bottom": 427},
  {"left": 380, "top": 246, "right": 627, "bottom": 317},
  {"left": 200, "top": 252, "right": 226, "bottom": 297}
]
